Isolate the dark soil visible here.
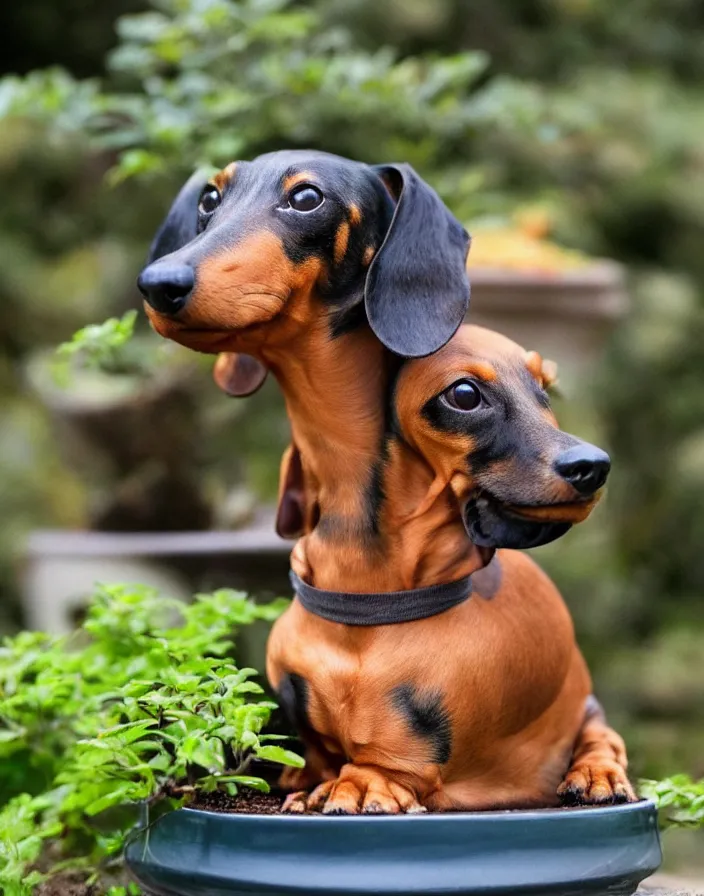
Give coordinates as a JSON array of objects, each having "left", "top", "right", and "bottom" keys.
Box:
[
  {"left": 191, "top": 788, "right": 285, "bottom": 814},
  {"left": 188, "top": 787, "right": 638, "bottom": 816},
  {"left": 36, "top": 872, "right": 95, "bottom": 896}
]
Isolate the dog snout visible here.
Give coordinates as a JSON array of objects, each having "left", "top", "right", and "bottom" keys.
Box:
[
  {"left": 137, "top": 263, "right": 195, "bottom": 316},
  {"left": 554, "top": 443, "right": 611, "bottom": 496}
]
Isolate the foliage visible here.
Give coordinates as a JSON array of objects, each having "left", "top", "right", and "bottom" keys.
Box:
[
  {"left": 640, "top": 776, "right": 704, "bottom": 829},
  {"left": 0, "top": 793, "right": 61, "bottom": 896},
  {"left": 326, "top": 0, "right": 704, "bottom": 85},
  {"left": 0, "top": 0, "right": 572, "bottom": 219},
  {"left": 52, "top": 310, "right": 140, "bottom": 383},
  {"left": 0, "top": 582, "right": 293, "bottom": 894}
]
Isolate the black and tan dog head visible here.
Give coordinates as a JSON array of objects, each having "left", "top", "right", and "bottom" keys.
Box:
[
  {"left": 395, "top": 325, "right": 611, "bottom": 550},
  {"left": 138, "top": 151, "right": 470, "bottom": 386}
]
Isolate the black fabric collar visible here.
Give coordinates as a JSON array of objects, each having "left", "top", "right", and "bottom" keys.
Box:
[{"left": 289, "top": 570, "right": 472, "bottom": 626}]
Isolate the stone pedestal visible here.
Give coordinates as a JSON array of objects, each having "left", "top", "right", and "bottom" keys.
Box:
[
  {"left": 466, "top": 262, "right": 628, "bottom": 389},
  {"left": 23, "top": 507, "right": 293, "bottom": 634}
]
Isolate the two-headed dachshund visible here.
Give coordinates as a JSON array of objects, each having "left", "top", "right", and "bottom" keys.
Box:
[{"left": 138, "top": 151, "right": 635, "bottom": 812}]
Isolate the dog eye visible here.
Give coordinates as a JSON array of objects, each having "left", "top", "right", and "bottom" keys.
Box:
[
  {"left": 288, "top": 185, "right": 324, "bottom": 212},
  {"left": 443, "top": 380, "right": 483, "bottom": 412},
  {"left": 199, "top": 186, "right": 221, "bottom": 217}
]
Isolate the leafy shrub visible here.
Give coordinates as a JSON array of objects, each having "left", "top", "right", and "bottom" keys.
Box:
[
  {"left": 52, "top": 310, "right": 140, "bottom": 382},
  {"left": 0, "top": 0, "right": 569, "bottom": 221},
  {"left": 0, "top": 582, "right": 295, "bottom": 894},
  {"left": 640, "top": 775, "right": 704, "bottom": 829}
]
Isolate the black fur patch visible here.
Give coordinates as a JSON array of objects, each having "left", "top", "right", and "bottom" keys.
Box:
[
  {"left": 364, "top": 457, "right": 386, "bottom": 537},
  {"left": 359, "top": 354, "right": 407, "bottom": 537},
  {"left": 329, "top": 300, "right": 367, "bottom": 339},
  {"left": 277, "top": 673, "right": 310, "bottom": 733},
  {"left": 391, "top": 684, "right": 452, "bottom": 765}
]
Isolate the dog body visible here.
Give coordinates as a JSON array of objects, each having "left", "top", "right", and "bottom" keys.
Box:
[
  {"left": 139, "top": 155, "right": 633, "bottom": 813},
  {"left": 267, "top": 325, "right": 632, "bottom": 813},
  {"left": 268, "top": 549, "right": 592, "bottom": 811}
]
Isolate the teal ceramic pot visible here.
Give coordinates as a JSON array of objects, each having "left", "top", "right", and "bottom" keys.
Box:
[{"left": 126, "top": 800, "right": 661, "bottom": 896}]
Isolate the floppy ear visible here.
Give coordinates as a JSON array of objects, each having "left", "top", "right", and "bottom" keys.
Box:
[
  {"left": 365, "top": 164, "right": 471, "bottom": 358},
  {"left": 213, "top": 352, "right": 269, "bottom": 397},
  {"left": 146, "top": 171, "right": 210, "bottom": 263},
  {"left": 276, "top": 443, "right": 307, "bottom": 539}
]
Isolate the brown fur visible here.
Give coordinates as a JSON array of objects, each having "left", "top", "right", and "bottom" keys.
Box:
[
  {"left": 267, "top": 326, "right": 635, "bottom": 813},
  {"left": 211, "top": 163, "right": 237, "bottom": 192}
]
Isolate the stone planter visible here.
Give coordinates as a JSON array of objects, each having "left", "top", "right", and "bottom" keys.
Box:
[
  {"left": 23, "top": 513, "right": 292, "bottom": 640},
  {"left": 25, "top": 346, "right": 212, "bottom": 532},
  {"left": 125, "top": 800, "right": 661, "bottom": 896},
  {"left": 466, "top": 262, "right": 628, "bottom": 388}
]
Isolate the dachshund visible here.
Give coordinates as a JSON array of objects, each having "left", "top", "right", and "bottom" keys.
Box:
[
  {"left": 266, "top": 325, "right": 636, "bottom": 813},
  {"left": 138, "top": 156, "right": 633, "bottom": 812},
  {"left": 137, "top": 150, "right": 471, "bottom": 593}
]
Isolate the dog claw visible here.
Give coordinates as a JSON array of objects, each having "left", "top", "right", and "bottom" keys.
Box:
[
  {"left": 558, "top": 761, "right": 636, "bottom": 806},
  {"left": 282, "top": 791, "right": 308, "bottom": 813},
  {"left": 362, "top": 801, "right": 386, "bottom": 815}
]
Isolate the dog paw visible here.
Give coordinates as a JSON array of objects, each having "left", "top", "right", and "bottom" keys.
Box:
[
  {"left": 278, "top": 765, "right": 320, "bottom": 793},
  {"left": 282, "top": 765, "right": 427, "bottom": 815},
  {"left": 558, "top": 760, "right": 636, "bottom": 806}
]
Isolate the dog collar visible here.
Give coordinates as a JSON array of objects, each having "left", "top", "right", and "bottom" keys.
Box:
[{"left": 289, "top": 570, "right": 472, "bottom": 626}]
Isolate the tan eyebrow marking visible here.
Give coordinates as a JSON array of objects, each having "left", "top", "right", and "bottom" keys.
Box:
[
  {"left": 212, "top": 162, "right": 237, "bottom": 192},
  {"left": 349, "top": 203, "right": 362, "bottom": 226},
  {"left": 362, "top": 245, "right": 375, "bottom": 266},
  {"left": 283, "top": 171, "right": 317, "bottom": 192},
  {"left": 334, "top": 221, "right": 351, "bottom": 264},
  {"left": 467, "top": 361, "right": 497, "bottom": 382}
]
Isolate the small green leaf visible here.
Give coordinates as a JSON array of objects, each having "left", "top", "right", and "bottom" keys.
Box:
[
  {"left": 216, "top": 775, "right": 270, "bottom": 792},
  {"left": 255, "top": 746, "right": 305, "bottom": 768}
]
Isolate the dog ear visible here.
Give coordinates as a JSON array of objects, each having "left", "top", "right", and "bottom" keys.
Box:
[
  {"left": 276, "top": 443, "right": 307, "bottom": 539},
  {"left": 365, "top": 164, "right": 471, "bottom": 358},
  {"left": 525, "top": 351, "right": 560, "bottom": 393},
  {"left": 540, "top": 358, "right": 559, "bottom": 392},
  {"left": 146, "top": 171, "right": 210, "bottom": 263},
  {"left": 213, "top": 352, "right": 269, "bottom": 397}
]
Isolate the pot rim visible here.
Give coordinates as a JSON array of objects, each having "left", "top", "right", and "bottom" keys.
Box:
[{"left": 175, "top": 796, "right": 655, "bottom": 824}]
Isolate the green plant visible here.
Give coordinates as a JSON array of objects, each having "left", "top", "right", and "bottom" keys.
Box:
[
  {"left": 0, "top": 582, "right": 294, "bottom": 894},
  {"left": 640, "top": 775, "right": 704, "bottom": 829},
  {"left": 52, "top": 309, "right": 140, "bottom": 383},
  {"left": 0, "top": 0, "right": 569, "bottom": 221}
]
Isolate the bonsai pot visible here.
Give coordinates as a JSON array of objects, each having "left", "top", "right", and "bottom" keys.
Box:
[{"left": 126, "top": 800, "right": 661, "bottom": 896}]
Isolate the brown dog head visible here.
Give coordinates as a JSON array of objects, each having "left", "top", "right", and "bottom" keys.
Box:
[
  {"left": 137, "top": 151, "right": 470, "bottom": 368},
  {"left": 394, "top": 325, "right": 611, "bottom": 550}
]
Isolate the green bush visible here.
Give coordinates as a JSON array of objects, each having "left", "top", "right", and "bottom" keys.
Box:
[
  {"left": 0, "top": 0, "right": 569, "bottom": 218},
  {"left": 0, "top": 583, "right": 294, "bottom": 894},
  {"left": 641, "top": 776, "right": 704, "bottom": 829},
  {"left": 52, "top": 310, "right": 140, "bottom": 382}
]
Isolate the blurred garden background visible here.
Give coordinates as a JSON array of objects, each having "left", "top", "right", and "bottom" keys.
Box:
[{"left": 0, "top": 0, "right": 702, "bottom": 872}]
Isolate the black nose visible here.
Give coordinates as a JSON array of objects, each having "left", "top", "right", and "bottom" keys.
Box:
[
  {"left": 554, "top": 444, "right": 611, "bottom": 495},
  {"left": 137, "top": 263, "right": 194, "bottom": 315}
]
